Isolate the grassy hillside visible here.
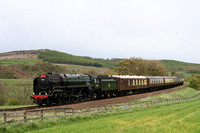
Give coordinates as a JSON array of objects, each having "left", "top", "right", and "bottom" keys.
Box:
[
  {"left": 0, "top": 62, "right": 66, "bottom": 79},
  {"left": 1, "top": 50, "right": 200, "bottom": 77},
  {"left": 160, "top": 60, "right": 200, "bottom": 76},
  {"left": 38, "top": 50, "right": 120, "bottom": 69}
]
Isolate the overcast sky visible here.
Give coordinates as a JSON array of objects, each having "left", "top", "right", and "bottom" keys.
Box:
[{"left": 0, "top": 0, "right": 200, "bottom": 63}]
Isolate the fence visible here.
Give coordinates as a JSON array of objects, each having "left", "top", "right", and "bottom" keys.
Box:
[{"left": 1, "top": 93, "right": 200, "bottom": 125}]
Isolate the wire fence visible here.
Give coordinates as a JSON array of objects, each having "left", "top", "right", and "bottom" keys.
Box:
[{"left": 1, "top": 93, "right": 200, "bottom": 125}]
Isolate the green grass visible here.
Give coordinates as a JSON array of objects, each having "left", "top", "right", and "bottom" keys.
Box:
[
  {"left": 0, "top": 59, "right": 41, "bottom": 65},
  {"left": 1, "top": 97, "right": 200, "bottom": 133},
  {"left": 0, "top": 105, "right": 35, "bottom": 109}
]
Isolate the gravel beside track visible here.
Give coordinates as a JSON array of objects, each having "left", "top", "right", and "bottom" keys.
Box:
[{"left": 0, "top": 84, "right": 187, "bottom": 112}]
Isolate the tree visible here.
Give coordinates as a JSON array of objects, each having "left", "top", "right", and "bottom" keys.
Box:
[{"left": 114, "top": 57, "right": 168, "bottom": 76}]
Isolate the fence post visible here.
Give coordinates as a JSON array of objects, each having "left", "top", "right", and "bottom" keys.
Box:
[
  {"left": 3, "top": 112, "right": 6, "bottom": 124},
  {"left": 24, "top": 111, "right": 27, "bottom": 123},
  {"left": 72, "top": 108, "right": 74, "bottom": 116},
  {"left": 41, "top": 110, "right": 43, "bottom": 120},
  {"left": 55, "top": 108, "right": 57, "bottom": 118},
  {"left": 64, "top": 109, "right": 66, "bottom": 117}
]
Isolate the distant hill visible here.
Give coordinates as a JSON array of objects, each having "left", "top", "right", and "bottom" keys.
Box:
[
  {"left": 0, "top": 49, "right": 200, "bottom": 77},
  {"left": 160, "top": 60, "right": 200, "bottom": 76}
]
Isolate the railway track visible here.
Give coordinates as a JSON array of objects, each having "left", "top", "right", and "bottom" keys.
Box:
[{"left": 0, "top": 84, "right": 187, "bottom": 112}]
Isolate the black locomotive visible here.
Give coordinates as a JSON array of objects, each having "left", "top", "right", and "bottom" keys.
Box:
[{"left": 31, "top": 73, "right": 184, "bottom": 106}]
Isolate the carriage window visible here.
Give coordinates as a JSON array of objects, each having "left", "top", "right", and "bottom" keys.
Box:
[
  {"left": 130, "top": 80, "right": 133, "bottom": 86},
  {"left": 121, "top": 80, "right": 123, "bottom": 87},
  {"left": 128, "top": 80, "right": 130, "bottom": 86}
]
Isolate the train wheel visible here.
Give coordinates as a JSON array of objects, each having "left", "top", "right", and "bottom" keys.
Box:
[
  {"left": 56, "top": 97, "right": 62, "bottom": 105},
  {"left": 72, "top": 89, "right": 79, "bottom": 103},
  {"left": 63, "top": 92, "right": 71, "bottom": 104},
  {"left": 46, "top": 99, "right": 52, "bottom": 106},
  {"left": 79, "top": 89, "right": 86, "bottom": 102},
  {"left": 37, "top": 99, "right": 43, "bottom": 106}
]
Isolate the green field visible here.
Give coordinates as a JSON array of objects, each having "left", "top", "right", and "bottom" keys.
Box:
[
  {"left": 1, "top": 97, "right": 200, "bottom": 133},
  {"left": 0, "top": 79, "right": 32, "bottom": 84},
  {"left": 0, "top": 59, "right": 41, "bottom": 65},
  {"left": 1, "top": 87, "right": 200, "bottom": 133}
]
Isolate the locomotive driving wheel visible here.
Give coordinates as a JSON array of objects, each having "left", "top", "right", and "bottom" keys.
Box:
[
  {"left": 46, "top": 99, "right": 52, "bottom": 106},
  {"left": 56, "top": 96, "right": 62, "bottom": 105},
  {"left": 71, "top": 89, "right": 79, "bottom": 103},
  {"left": 63, "top": 92, "right": 71, "bottom": 104},
  {"left": 79, "top": 88, "right": 86, "bottom": 102}
]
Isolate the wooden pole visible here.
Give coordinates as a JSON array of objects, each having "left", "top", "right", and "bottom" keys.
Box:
[
  {"left": 24, "top": 111, "right": 27, "bottom": 123},
  {"left": 3, "top": 112, "right": 6, "bottom": 124},
  {"left": 55, "top": 108, "right": 57, "bottom": 118},
  {"left": 64, "top": 109, "right": 66, "bottom": 117},
  {"left": 41, "top": 110, "right": 43, "bottom": 120}
]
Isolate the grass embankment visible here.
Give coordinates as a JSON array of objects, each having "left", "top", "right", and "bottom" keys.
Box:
[
  {"left": 132, "top": 87, "right": 200, "bottom": 103},
  {"left": 1, "top": 87, "right": 200, "bottom": 133}
]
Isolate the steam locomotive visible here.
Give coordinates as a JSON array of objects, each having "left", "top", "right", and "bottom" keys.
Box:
[{"left": 31, "top": 73, "right": 184, "bottom": 106}]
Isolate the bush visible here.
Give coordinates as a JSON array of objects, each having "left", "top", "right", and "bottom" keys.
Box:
[
  {"left": 7, "top": 99, "right": 20, "bottom": 105},
  {"left": 188, "top": 75, "right": 200, "bottom": 90}
]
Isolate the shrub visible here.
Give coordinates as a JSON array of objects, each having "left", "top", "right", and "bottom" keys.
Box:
[
  {"left": 7, "top": 99, "right": 20, "bottom": 105},
  {"left": 188, "top": 75, "right": 200, "bottom": 90}
]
